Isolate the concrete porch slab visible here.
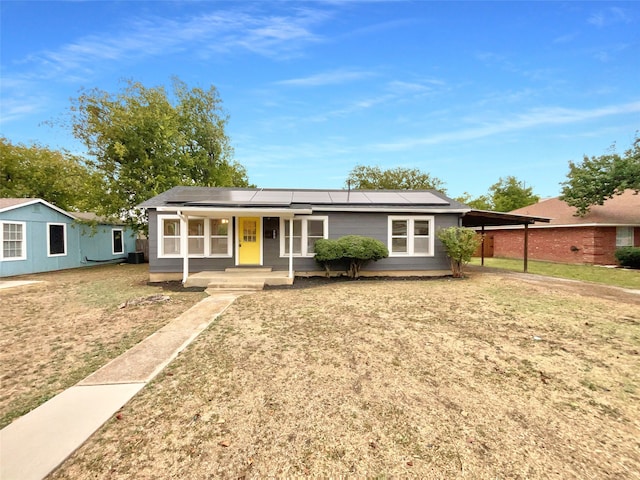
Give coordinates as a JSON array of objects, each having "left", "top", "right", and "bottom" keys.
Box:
[{"left": 185, "top": 270, "right": 294, "bottom": 288}]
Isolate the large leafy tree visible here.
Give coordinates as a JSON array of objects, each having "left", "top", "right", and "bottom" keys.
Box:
[
  {"left": 70, "top": 77, "right": 250, "bottom": 231},
  {"left": 489, "top": 176, "right": 539, "bottom": 212},
  {"left": 560, "top": 134, "right": 640, "bottom": 216},
  {"left": 456, "top": 176, "right": 539, "bottom": 212},
  {"left": 0, "top": 137, "right": 102, "bottom": 212},
  {"left": 346, "top": 165, "right": 446, "bottom": 192}
]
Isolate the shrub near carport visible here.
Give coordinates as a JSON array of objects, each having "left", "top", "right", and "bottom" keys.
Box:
[
  {"left": 314, "top": 235, "right": 389, "bottom": 278},
  {"left": 437, "top": 226, "right": 482, "bottom": 278}
]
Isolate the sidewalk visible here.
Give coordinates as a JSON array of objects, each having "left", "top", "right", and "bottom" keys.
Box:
[{"left": 0, "top": 293, "right": 239, "bottom": 480}]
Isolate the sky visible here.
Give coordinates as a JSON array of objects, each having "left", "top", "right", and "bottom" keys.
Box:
[{"left": 1, "top": 1, "right": 639, "bottom": 199}]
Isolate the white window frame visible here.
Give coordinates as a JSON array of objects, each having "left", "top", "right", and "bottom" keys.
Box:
[
  {"left": 616, "top": 227, "right": 634, "bottom": 247},
  {"left": 279, "top": 216, "right": 329, "bottom": 257},
  {"left": 209, "top": 217, "right": 233, "bottom": 257},
  {"left": 47, "top": 222, "right": 67, "bottom": 257},
  {"left": 1, "top": 221, "right": 27, "bottom": 261},
  {"left": 158, "top": 215, "right": 182, "bottom": 258},
  {"left": 187, "top": 218, "right": 206, "bottom": 257},
  {"left": 157, "top": 214, "right": 232, "bottom": 259},
  {"left": 112, "top": 228, "right": 124, "bottom": 255},
  {"left": 387, "top": 216, "right": 435, "bottom": 257}
]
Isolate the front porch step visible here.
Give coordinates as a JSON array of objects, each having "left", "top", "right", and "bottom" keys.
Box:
[
  {"left": 205, "top": 280, "right": 265, "bottom": 296},
  {"left": 224, "top": 267, "right": 272, "bottom": 273}
]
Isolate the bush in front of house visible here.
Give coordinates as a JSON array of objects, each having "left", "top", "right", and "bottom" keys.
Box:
[
  {"left": 615, "top": 247, "right": 640, "bottom": 269},
  {"left": 314, "top": 235, "right": 389, "bottom": 279},
  {"left": 436, "top": 226, "right": 483, "bottom": 278}
]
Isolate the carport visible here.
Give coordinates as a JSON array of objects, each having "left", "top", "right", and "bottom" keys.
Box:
[{"left": 461, "top": 210, "right": 551, "bottom": 273}]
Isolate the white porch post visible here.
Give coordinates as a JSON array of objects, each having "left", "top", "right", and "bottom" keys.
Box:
[
  {"left": 288, "top": 218, "right": 294, "bottom": 279},
  {"left": 178, "top": 211, "right": 189, "bottom": 284}
]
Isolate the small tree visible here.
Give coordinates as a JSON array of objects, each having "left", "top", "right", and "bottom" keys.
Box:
[
  {"left": 314, "top": 235, "right": 389, "bottom": 278},
  {"left": 436, "top": 227, "right": 482, "bottom": 278}
]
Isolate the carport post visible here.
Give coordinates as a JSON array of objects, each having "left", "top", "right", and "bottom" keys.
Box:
[
  {"left": 481, "top": 225, "right": 485, "bottom": 266},
  {"left": 523, "top": 223, "right": 529, "bottom": 273}
]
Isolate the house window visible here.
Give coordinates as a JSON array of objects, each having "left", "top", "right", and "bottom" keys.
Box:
[
  {"left": 1, "top": 222, "right": 26, "bottom": 261},
  {"left": 161, "top": 217, "right": 181, "bottom": 256},
  {"left": 210, "top": 218, "right": 231, "bottom": 255},
  {"left": 47, "top": 223, "right": 67, "bottom": 257},
  {"left": 280, "top": 216, "right": 328, "bottom": 257},
  {"left": 616, "top": 227, "right": 634, "bottom": 247},
  {"left": 112, "top": 229, "right": 124, "bottom": 255},
  {"left": 158, "top": 215, "right": 232, "bottom": 258},
  {"left": 188, "top": 219, "right": 205, "bottom": 255},
  {"left": 388, "top": 216, "right": 434, "bottom": 256}
]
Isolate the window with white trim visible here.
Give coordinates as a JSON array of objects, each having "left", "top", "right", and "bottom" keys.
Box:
[
  {"left": 112, "top": 229, "right": 124, "bottom": 254},
  {"left": 616, "top": 227, "right": 634, "bottom": 247},
  {"left": 388, "top": 216, "right": 434, "bottom": 256},
  {"left": 47, "top": 223, "right": 67, "bottom": 257},
  {"left": 210, "top": 218, "right": 231, "bottom": 255},
  {"left": 1, "top": 221, "right": 26, "bottom": 261},
  {"left": 160, "top": 217, "right": 181, "bottom": 257},
  {"left": 280, "top": 216, "right": 328, "bottom": 257},
  {"left": 158, "top": 215, "right": 232, "bottom": 258},
  {"left": 188, "top": 218, "right": 205, "bottom": 255}
]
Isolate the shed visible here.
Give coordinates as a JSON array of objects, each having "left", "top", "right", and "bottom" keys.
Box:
[{"left": 0, "top": 198, "right": 137, "bottom": 277}]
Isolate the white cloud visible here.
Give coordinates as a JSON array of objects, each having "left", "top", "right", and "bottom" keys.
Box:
[
  {"left": 372, "top": 101, "right": 640, "bottom": 151},
  {"left": 276, "top": 69, "right": 374, "bottom": 87},
  {"left": 10, "top": 7, "right": 330, "bottom": 83},
  {"left": 588, "top": 7, "right": 633, "bottom": 27}
]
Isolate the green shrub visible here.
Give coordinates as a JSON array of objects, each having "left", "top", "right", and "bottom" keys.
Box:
[
  {"left": 314, "top": 235, "right": 389, "bottom": 278},
  {"left": 615, "top": 247, "right": 640, "bottom": 269},
  {"left": 314, "top": 238, "right": 345, "bottom": 276},
  {"left": 436, "top": 226, "right": 483, "bottom": 278}
]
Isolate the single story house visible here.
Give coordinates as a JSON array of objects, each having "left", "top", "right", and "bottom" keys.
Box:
[
  {"left": 481, "top": 190, "right": 640, "bottom": 265},
  {"left": 0, "top": 198, "right": 137, "bottom": 277},
  {"left": 140, "top": 186, "right": 548, "bottom": 283}
]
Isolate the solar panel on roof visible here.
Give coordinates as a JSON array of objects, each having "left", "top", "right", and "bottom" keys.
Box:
[
  {"left": 251, "top": 190, "right": 293, "bottom": 205},
  {"left": 398, "top": 191, "right": 449, "bottom": 205},
  {"left": 292, "top": 191, "right": 333, "bottom": 203}
]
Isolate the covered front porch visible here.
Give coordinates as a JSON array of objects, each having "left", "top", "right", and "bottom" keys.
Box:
[{"left": 156, "top": 204, "right": 314, "bottom": 286}]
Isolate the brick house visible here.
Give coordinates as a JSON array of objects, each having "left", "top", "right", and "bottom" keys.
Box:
[{"left": 483, "top": 190, "right": 640, "bottom": 265}]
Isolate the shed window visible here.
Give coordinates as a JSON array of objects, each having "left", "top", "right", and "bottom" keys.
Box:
[
  {"left": 388, "top": 216, "right": 434, "bottom": 256},
  {"left": 112, "top": 229, "right": 124, "bottom": 254},
  {"left": 1, "top": 222, "right": 26, "bottom": 260},
  {"left": 48, "top": 223, "right": 67, "bottom": 256},
  {"left": 616, "top": 227, "right": 634, "bottom": 247},
  {"left": 280, "top": 216, "right": 328, "bottom": 257}
]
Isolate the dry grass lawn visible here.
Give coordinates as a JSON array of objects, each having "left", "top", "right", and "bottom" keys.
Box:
[
  {"left": 50, "top": 271, "right": 640, "bottom": 479},
  {"left": 0, "top": 264, "right": 205, "bottom": 428}
]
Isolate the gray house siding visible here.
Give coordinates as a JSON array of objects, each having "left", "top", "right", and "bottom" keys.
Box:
[{"left": 147, "top": 210, "right": 459, "bottom": 274}]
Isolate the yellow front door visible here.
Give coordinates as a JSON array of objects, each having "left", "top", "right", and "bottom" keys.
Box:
[{"left": 238, "top": 217, "right": 261, "bottom": 265}]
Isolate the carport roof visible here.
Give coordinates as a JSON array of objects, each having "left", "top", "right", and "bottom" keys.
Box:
[{"left": 462, "top": 209, "right": 551, "bottom": 227}]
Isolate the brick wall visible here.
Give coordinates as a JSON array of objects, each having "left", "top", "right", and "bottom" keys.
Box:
[{"left": 491, "top": 226, "right": 639, "bottom": 265}]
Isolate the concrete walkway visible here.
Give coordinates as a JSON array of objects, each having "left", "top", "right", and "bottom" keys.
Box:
[{"left": 0, "top": 293, "right": 239, "bottom": 480}]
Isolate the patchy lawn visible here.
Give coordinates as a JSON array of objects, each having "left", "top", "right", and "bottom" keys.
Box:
[
  {"left": 51, "top": 272, "right": 639, "bottom": 479},
  {"left": 0, "top": 264, "right": 205, "bottom": 429},
  {"left": 471, "top": 257, "right": 640, "bottom": 289}
]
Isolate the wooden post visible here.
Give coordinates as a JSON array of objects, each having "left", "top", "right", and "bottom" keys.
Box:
[
  {"left": 481, "top": 225, "right": 485, "bottom": 266},
  {"left": 523, "top": 223, "right": 529, "bottom": 273}
]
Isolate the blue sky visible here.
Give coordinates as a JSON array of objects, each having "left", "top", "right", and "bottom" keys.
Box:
[{"left": 1, "top": 1, "right": 639, "bottom": 199}]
